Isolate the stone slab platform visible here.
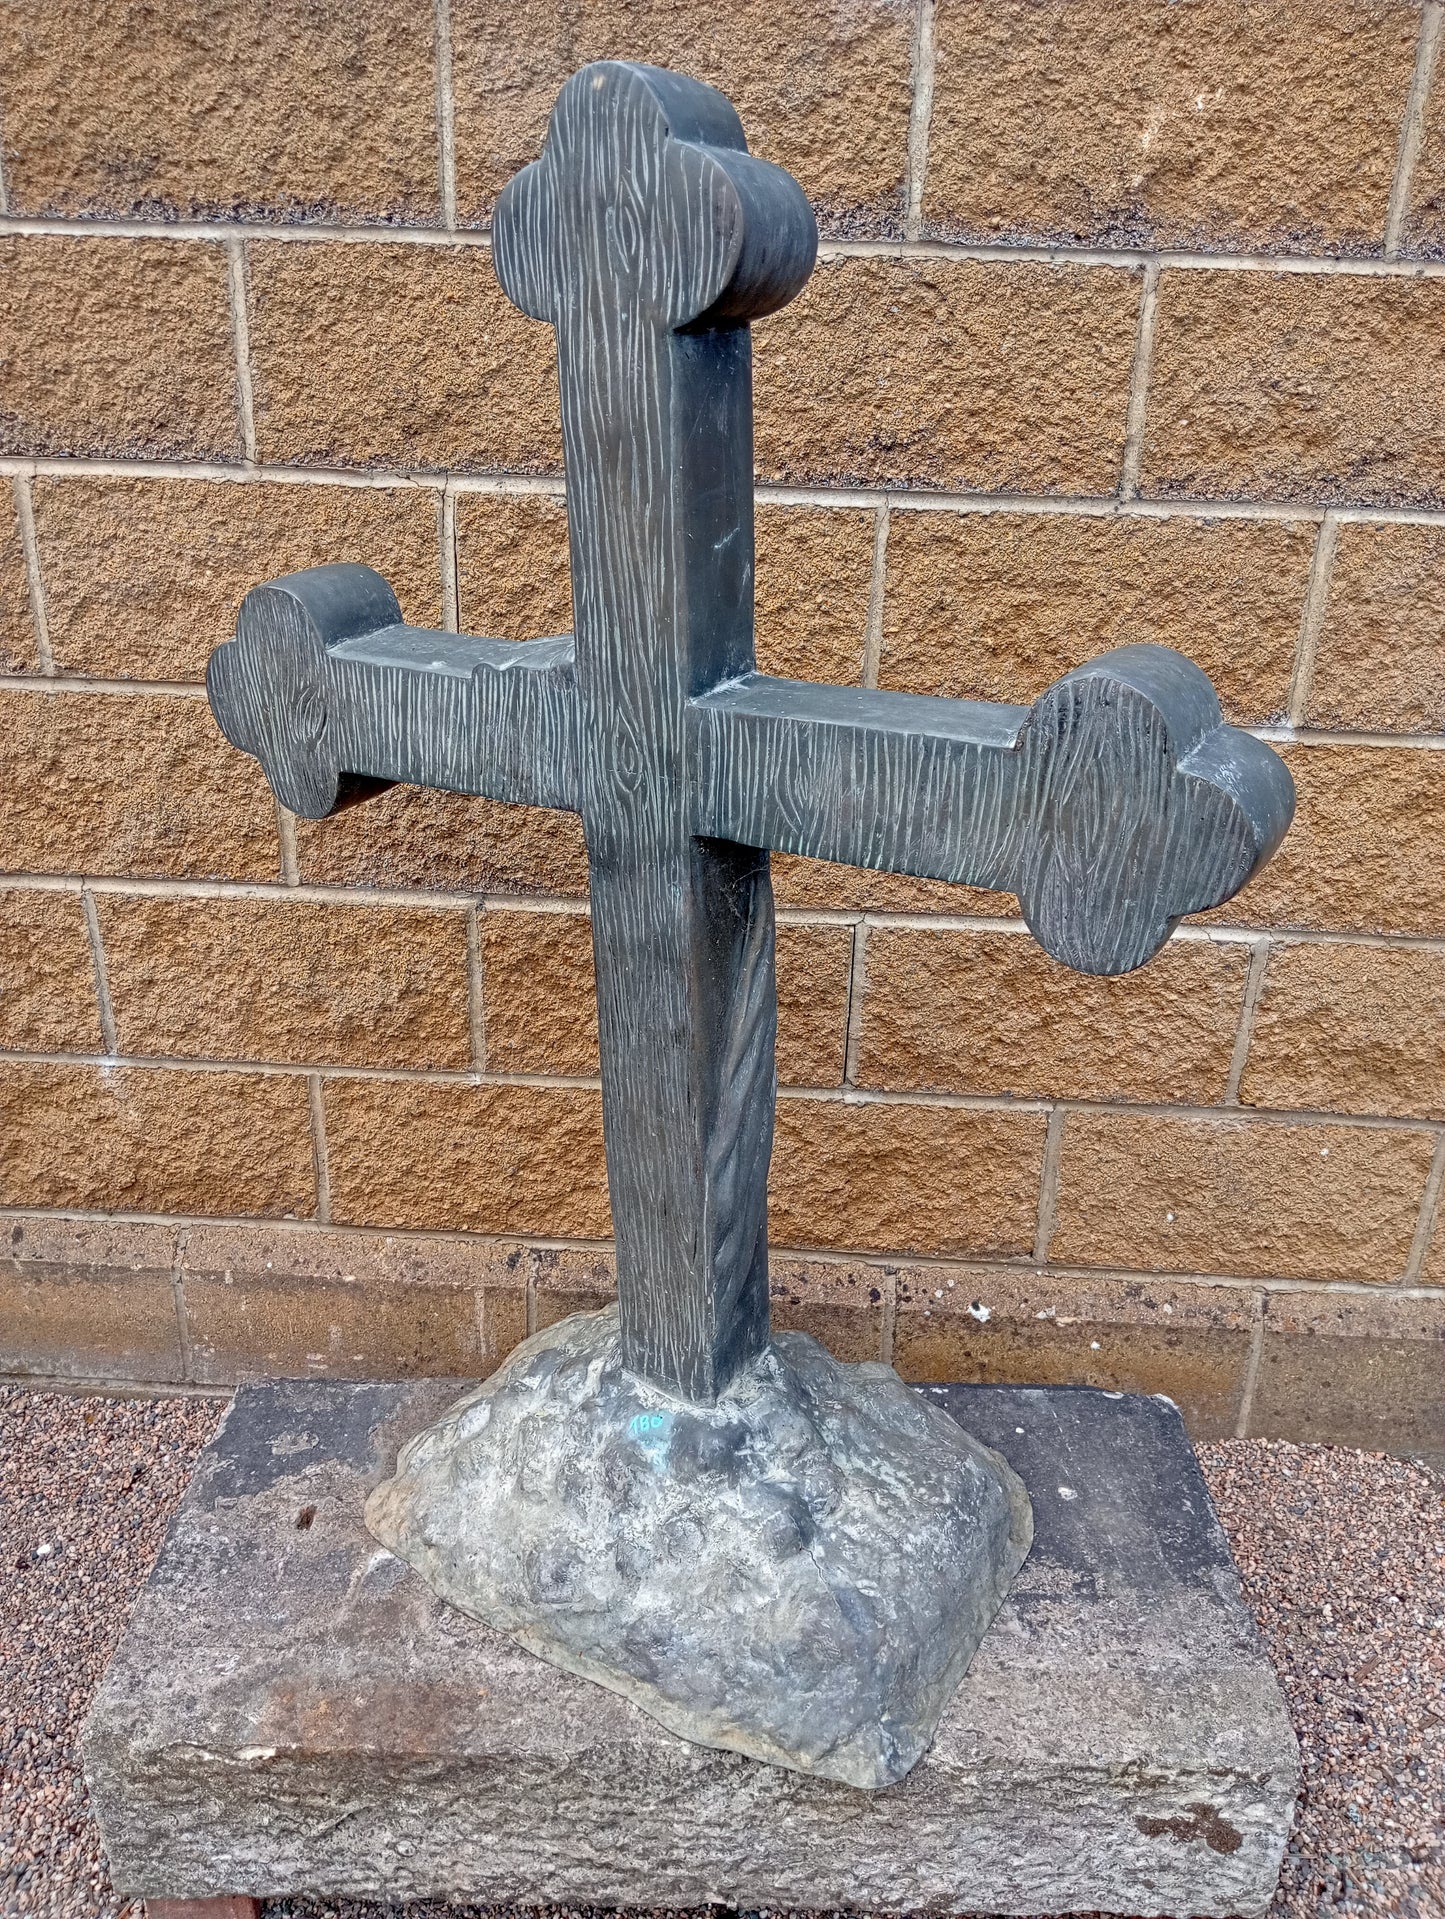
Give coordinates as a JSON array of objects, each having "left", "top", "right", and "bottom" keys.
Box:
[{"left": 84, "top": 1378, "right": 1298, "bottom": 1918}]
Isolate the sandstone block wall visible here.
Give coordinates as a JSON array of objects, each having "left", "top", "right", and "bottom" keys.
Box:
[{"left": 1, "top": 0, "right": 1442, "bottom": 1458}]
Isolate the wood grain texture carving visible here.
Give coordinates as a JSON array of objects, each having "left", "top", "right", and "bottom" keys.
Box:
[{"left": 206, "top": 61, "right": 1294, "bottom": 1404}]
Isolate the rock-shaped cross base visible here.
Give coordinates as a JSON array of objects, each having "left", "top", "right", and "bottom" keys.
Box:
[{"left": 367, "top": 1308, "right": 1032, "bottom": 1789}]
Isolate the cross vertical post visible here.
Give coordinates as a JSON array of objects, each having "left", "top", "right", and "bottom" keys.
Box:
[{"left": 492, "top": 65, "right": 817, "bottom": 1401}]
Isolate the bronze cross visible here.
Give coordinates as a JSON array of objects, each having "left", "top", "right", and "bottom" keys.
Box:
[{"left": 208, "top": 61, "right": 1293, "bottom": 1404}]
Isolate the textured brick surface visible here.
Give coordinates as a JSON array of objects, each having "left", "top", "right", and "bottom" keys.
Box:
[
  {"left": 0, "top": 1264, "right": 183, "bottom": 1382},
  {"left": 0, "top": 1219, "right": 182, "bottom": 1383},
  {"left": 881, "top": 509, "right": 1313, "bottom": 724},
  {"left": 1240, "top": 940, "right": 1445, "bottom": 1121},
  {"left": 893, "top": 1268, "right": 1257, "bottom": 1440},
  {"left": 183, "top": 1273, "right": 485, "bottom": 1384},
  {"left": 768, "top": 1097, "right": 1045, "bottom": 1258},
  {"left": 925, "top": 0, "right": 1418, "bottom": 253},
  {"left": 1403, "top": 40, "right": 1445, "bottom": 258},
  {"left": 293, "top": 786, "right": 590, "bottom": 898},
  {"left": 99, "top": 895, "right": 472, "bottom": 1069},
  {"left": 1204, "top": 744, "right": 1445, "bottom": 937},
  {"left": 1307, "top": 521, "right": 1445, "bottom": 732},
  {"left": 0, "top": 0, "right": 440, "bottom": 222},
  {"left": 753, "top": 506, "right": 873, "bottom": 684},
  {"left": 775, "top": 924, "right": 854, "bottom": 1087},
  {"left": 531, "top": 1245, "right": 618, "bottom": 1332},
  {"left": 34, "top": 477, "right": 442, "bottom": 682},
  {"left": 247, "top": 242, "right": 561, "bottom": 472},
  {"left": 449, "top": 0, "right": 916, "bottom": 234},
  {"left": 1425, "top": 1203, "right": 1445, "bottom": 1286},
  {"left": 753, "top": 257, "right": 1139, "bottom": 495},
  {"left": 180, "top": 1221, "right": 524, "bottom": 1293},
  {"left": 481, "top": 908, "right": 851, "bottom": 1086},
  {"left": 323, "top": 1080, "right": 610, "bottom": 1237},
  {"left": 0, "top": 692, "right": 281, "bottom": 882},
  {"left": 2, "top": 1214, "right": 181, "bottom": 1272},
  {"left": 0, "top": 1062, "right": 314, "bottom": 1217},
  {"left": 771, "top": 854, "right": 1006, "bottom": 920},
  {"left": 481, "top": 908, "right": 597, "bottom": 1076},
  {"left": 1251, "top": 1290, "right": 1445, "bottom": 1452},
  {"left": 767, "top": 1259, "right": 886, "bottom": 1364},
  {"left": 1143, "top": 271, "right": 1445, "bottom": 508},
  {"left": 3, "top": 2, "right": 1439, "bottom": 1436},
  {"left": 0, "top": 485, "right": 34, "bottom": 674},
  {"left": 179, "top": 1220, "right": 531, "bottom": 1376},
  {"left": 1051, "top": 1111, "right": 1437, "bottom": 1283},
  {"left": 0, "top": 887, "right": 103, "bottom": 1054},
  {"left": 856, "top": 928, "right": 1248, "bottom": 1104},
  {"left": 0, "top": 237, "right": 238, "bottom": 462},
  {"left": 456, "top": 491, "right": 572, "bottom": 642}
]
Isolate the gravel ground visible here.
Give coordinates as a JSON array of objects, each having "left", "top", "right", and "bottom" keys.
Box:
[{"left": 1, "top": 1384, "right": 1440, "bottom": 1919}]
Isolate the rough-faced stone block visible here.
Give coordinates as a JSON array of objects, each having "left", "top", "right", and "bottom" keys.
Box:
[
  {"left": 1240, "top": 939, "right": 1445, "bottom": 1120},
  {"left": 179, "top": 1222, "right": 530, "bottom": 1382},
  {"left": 322, "top": 1078, "right": 610, "bottom": 1238},
  {"left": 1307, "top": 521, "right": 1445, "bottom": 733},
  {"left": 1250, "top": 1290, "right": 1445, "bottom": 1456},
  {"left": 769, "top": 1098, "right": 1045, "bottom": 1258},
  {"left": 530, "top": 1244, "right": 618, "bottom": 1331},
  {"left": 1051, "top": 1110, "right": 1438, "bottom": 1284},
  {"left": 767, "top": 1258, "right": 886, "bottom": 1363},
  {"left": 925, "top": 0, "right": 1417, "bottom": 253},
  {"left": 33, "top": 477, "right": 443, "bottom": 683},
  {"left": 247, "top": 242, "right": 561, "bottom": 473},
  {"left": 481, "top": 905, "right": 599, "bottom": 1075},
  {"left": 0, "top": 886, "right": 103, "bottom": 1054},
  {"left": 455, "top": 490, "right": 573, "bottom": 641},
  {"left": 84, "top": 1376, "right": 1297, "bottom": 1915},
  {"left": 0, "top": 691, "right": 281, "bottom": 884},
  {"left": 1202, "top": 743, "right": 1445, "bottom": 938},
  {"left": 0, "top": 1219, "right": 183, "bottom": 1383},
  {"left": 771, "top": 851, "right": 1005, "bottom": 919},
  {"left": 754, "top": 505, "right": 873, "bottom": 684},
  {"left": 855, "top": 926, "right": 1248, "bottom": 1104},
  {"left": 753, "top": 256, "right": 1139, "bottom": 495},
  {"left": 455, "top": 494, "right": 875, "bottom": 686},
  {"left": 0, "top": 1061, "right": 314, "bottom": 1218},
  {"left": 1143, "top": 271, "right": 1445, "bottom": 509},
  {"left": 293, "top": 783, "right": 590, "bottom": 898},
  {"left": 774, "top": 923, "right": 853, "bottom": 1087},
  {"left": 0, "top": 236, "right": 239, "bottom": 462},
  {"left": 181, "top": 1271, "right": 487, "bottom": 1386},
  {"left": 481, "top": 908, "right": 851, "bottom": 1088},
  {"left": 0, "top": 485, "right": 35, "bottom": 673},
  {"left": 449, "top": 0, "right": 916, "bottom": 235},
  {"left": 880, "top": 509, "right": 1313, "bottom": 726},
  {"left": 892, "top": 1269, "right": 1258, "bottom": 1441},
  {"left": 98, "top": 894, "right": 472, "bottom": 1070},
  {"left": 0, "top": 0, "right": 441, "bottom": 222},
  {"left": 1404, "top": 47, "right": 1445, "bottom": 258}
]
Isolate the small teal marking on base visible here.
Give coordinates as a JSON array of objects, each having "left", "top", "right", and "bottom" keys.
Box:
[{"left": 627, "top": 1409, "right": 673, "bottom": 1467}]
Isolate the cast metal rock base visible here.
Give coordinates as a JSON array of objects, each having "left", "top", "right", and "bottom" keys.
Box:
[{"left": 364, "top": 1307, "right": 1033, "bottom": 1789}]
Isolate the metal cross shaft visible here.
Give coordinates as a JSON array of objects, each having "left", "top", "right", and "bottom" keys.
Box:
[{"left": 208, "top": 61, "right": 1294, "bottom": 1405}]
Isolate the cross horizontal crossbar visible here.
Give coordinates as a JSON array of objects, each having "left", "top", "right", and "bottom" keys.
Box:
[{"left": 213, "top": 567, "right": 1291, "bottom": 982}]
